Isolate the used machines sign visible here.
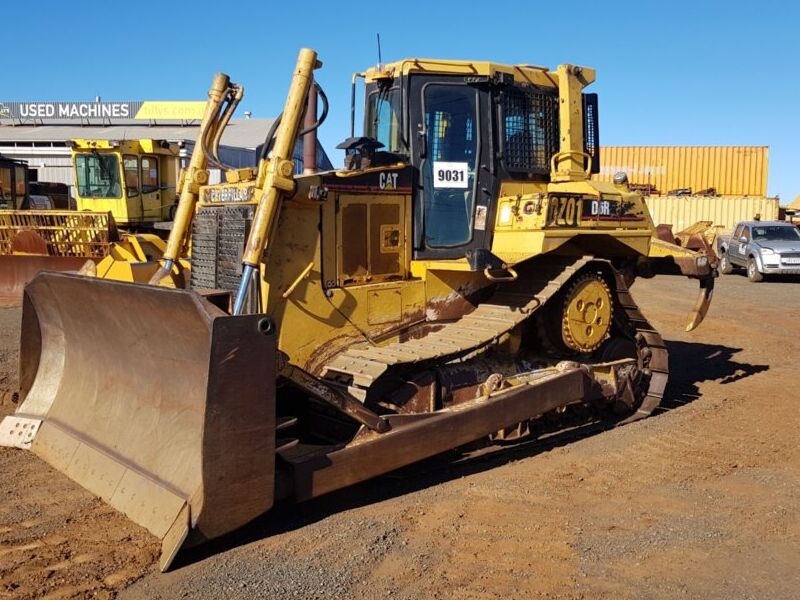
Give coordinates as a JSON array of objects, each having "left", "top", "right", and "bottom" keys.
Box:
[{"left": 0, "top": 101, "right": 206, "bottom": 121}]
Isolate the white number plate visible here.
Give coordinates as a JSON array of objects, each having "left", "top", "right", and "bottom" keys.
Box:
[
  {"left": 782, "top": 257, "right": 800, "bottom": 264},
  {"left": 433, "top": 162, "right": 468, "bottom": 188}
]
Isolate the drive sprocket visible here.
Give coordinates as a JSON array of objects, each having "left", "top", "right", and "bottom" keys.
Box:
[{"left": 560, "top": 273, "right": 613, "bottom": 353}]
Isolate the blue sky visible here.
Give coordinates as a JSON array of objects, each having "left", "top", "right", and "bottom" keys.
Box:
[{"left": 4, "top": 1, "right": 797, "bottom": 200}]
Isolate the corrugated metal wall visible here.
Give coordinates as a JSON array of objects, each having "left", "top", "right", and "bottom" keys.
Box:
[
  {"left": 596, "top": 146, "right": 769, "bottom": 196},
  {"left": 32, "top": 157, "right": 73, "bottom": 188},
  {"left": 646, "top": 196, "right": 779, "bottom": 231}
]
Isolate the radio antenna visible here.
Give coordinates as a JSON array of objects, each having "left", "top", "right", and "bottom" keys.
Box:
[{"left": 376, "top": 33, "right": 383, "bottom": 68}]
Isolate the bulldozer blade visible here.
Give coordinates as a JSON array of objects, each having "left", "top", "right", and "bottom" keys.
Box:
[
  {"left": 0, "top": 255, "right": 92, "bottom": 307},
  {"left": 4, "top": 272, "right": 276, "bottom": 571}
]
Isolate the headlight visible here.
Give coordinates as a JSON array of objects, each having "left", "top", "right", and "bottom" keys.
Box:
[
  {"left": 762, "top": 249, "right": 780, "bottom": 265},
  {"left": 498, "top": 204, "right": 513, "bottom": 226}
]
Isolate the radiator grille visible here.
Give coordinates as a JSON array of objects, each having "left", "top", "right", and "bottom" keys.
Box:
[{"left": 190, "top": 205, "right": 254, "bottom": 291}]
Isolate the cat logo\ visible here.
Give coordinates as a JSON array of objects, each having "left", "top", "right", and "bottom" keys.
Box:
[{"left": 379, "top": 172, "right": 399, "bottom": 191}]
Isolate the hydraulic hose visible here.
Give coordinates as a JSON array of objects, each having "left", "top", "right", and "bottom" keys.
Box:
[
  {"left": 148, "top": 72, "right": 235, "bottom": 285},
  {"left": 258, "top": 82, "right": 327, "bottom": 162},
  {"left": 202, "top": 85, "right": 243, "bottom": 170}
]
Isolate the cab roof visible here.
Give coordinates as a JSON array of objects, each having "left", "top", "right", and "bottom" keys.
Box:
[
  {"left": 71, "top": 138, "right": 179, "bottom": 155},
  {"left": 740, "top": 221, "right": 793, "bottom": 227},
  {"left": 364, "top": 59, "right": 595, "bottom": 88}
]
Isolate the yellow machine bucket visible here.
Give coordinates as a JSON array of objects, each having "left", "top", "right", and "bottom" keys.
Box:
[{"left": 3, "top": 273, "right": 277, "bottom": 570}]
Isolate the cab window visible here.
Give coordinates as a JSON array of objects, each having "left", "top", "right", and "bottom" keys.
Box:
[
  {"left": 733, "top": 224, "right": 744, "bottom": 240},
  {"left": 141, "top": 157, "right": 159, "bottom": 194},
  {"left": 75, "top": 153, "right": 122, "bottom": 198},
  {"left": 366, "top": 87, "right": 405, "bottom": 154},
  {"left": 123, "top": 155, "right": 140, "bottom": 196},
  {"left": 422, "top": 84, "right": 479, "bottom": 248},
  {"left": 501, "top": 85, "right": 559, "bottom": 176},
  {"left": 742, "top": 227, "right": 751, "bottom": 242}
]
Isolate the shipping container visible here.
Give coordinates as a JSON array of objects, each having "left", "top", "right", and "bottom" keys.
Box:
[
  {"left": 645, "top": 195, "right": 779, "bottom": 231},
  {"left": 596, "top": 146, "right": 768, "bottom": 197}
]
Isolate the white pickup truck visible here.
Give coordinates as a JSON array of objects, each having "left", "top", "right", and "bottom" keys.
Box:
[{"left": 716, "top": 220, "right": 800, "bottom": 282}]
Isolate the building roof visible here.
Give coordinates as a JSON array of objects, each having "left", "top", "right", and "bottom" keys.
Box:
[{"left": 0, "top": 118, "right": 274, "bottom": 149}]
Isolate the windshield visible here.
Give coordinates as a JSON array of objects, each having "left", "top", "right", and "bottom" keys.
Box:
[
  {"left": 75, "top": 153, "right": 122, "bottom": 198},
  {"left": 366, "top": 86, "right": 406, "bottom": 155},
  {"left": 752, "top": 225, "right": 800, "bottom": 241}
]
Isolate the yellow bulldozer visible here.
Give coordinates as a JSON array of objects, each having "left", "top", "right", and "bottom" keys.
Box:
[
  {"left": 71, "top": 138, "right": 180, "bottom": 228},
  {"left": 0, "top": 49, "right": 716, "bottom": 570}
]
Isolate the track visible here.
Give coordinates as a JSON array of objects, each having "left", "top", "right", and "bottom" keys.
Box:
[{"left": 323, "top": 256, "right": 668, "bottom": 422}]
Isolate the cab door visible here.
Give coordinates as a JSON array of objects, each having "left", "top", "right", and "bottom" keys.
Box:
[
  {"left": 75, "top": 152, "right": 127, "bottom": 222},
  {"left": 122, "top": 154, "right": 143, "bottom": 224},
  {"left": 729, "top": 224, "right": 746, "bottom": 264},
  {"left": 409, "top": 76, "right": 497, "bottom": 261},
  {"left": 140, "top": 156, "right": 163, "bottom": 221}
]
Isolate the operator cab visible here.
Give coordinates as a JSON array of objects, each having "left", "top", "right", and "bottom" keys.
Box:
[
  {"left": 71, "top": 139, "right": 179, "bottom": 228},
  {"left": 0, "top": 155, "right": 30, "bottom": 210},
  {"left": 345, "top": 61, "right": 600, "bottom": 262}
]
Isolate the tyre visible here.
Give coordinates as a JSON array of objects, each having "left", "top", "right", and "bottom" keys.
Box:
[
  {"left": 747, "top": 258, "right": 763, "bottom": 282},
  {"left": 719, "top": 252, "right": 734, "bottom": 275}
]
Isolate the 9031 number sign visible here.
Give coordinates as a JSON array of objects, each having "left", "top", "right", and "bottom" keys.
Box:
[{"left": 432, "top": 161, "right": 469, "bottom": 189}]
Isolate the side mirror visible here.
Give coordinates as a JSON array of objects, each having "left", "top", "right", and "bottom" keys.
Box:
[{"left": 739, "top": 236, "right": 748, "bottom": 243}]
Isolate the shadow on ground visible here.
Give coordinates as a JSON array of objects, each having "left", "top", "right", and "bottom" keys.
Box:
[
  {"left": 172, "top": 341, "right": 770, "bottom": 569},
  {"left": 661, "top": 340, "right": 769, "bottom": 409}
]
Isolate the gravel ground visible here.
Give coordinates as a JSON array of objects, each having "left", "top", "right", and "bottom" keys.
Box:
[
  {"left": 1, "top": 272, "right": 799, "bottom": 599},
  {"left": 0, "top": 306, "right": 19, "bottom": 395}
]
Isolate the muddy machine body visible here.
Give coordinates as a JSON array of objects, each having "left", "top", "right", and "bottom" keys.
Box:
[{"left": 2, "top": 50, "right": 715, "bottom": 569}]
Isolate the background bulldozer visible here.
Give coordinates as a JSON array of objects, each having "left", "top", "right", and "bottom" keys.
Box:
[
  {"left": 0, "top": 83, "right": 246, "bottom": 304},
  {"left": 70, "top": 138, "right": 181, "bottom": 230},
  {"left": 1, "top": 49, "right": 716, "bottom": 570},
  {"left": 0, "top": 143, "right": 175, "bottom": 305}
]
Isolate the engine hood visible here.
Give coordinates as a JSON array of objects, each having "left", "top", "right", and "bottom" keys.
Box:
[{"left": 756, "top": 240, "right": 800, "bottom": 253}]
